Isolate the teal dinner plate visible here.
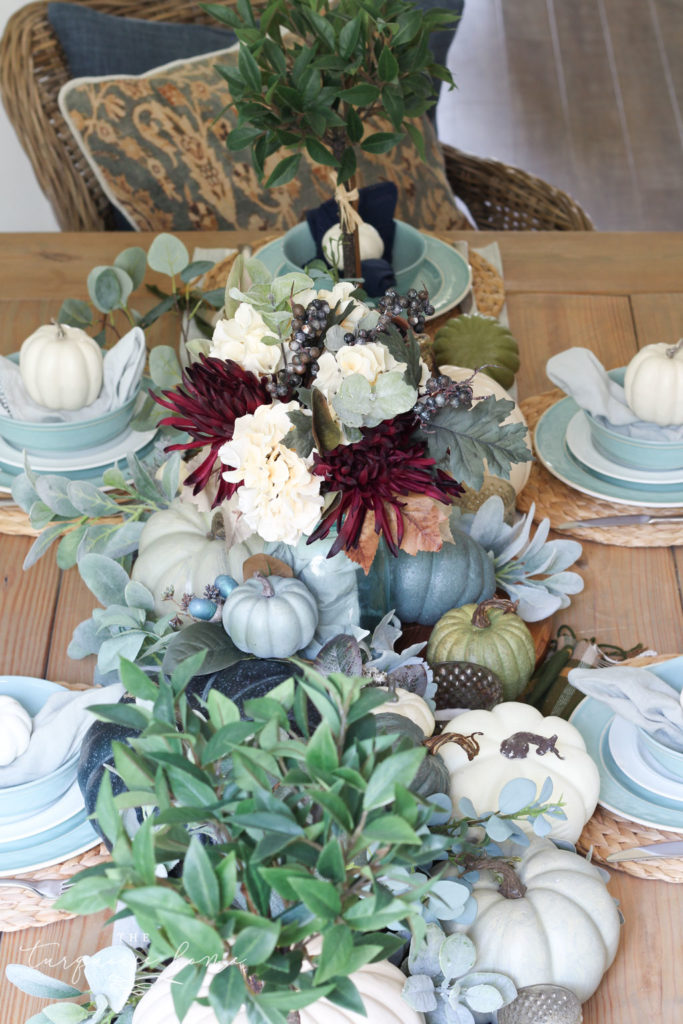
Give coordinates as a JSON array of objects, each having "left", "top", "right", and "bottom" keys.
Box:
[
  {"left": 0, "top": 812, "right": 99, "bottom": 876},
  {"left": 252, "top": 231, "right": 472, "bottom": 319},
  {"left": 535, "top": 396, "right": 683, "bottom": 507},
  {"left": 570, "top": 698, "right": 683, "bottom": 831}
]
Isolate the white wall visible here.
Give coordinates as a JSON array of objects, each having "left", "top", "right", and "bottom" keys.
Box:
[{"left": 0, "top": 0, "right": 60, "bottom": 230}]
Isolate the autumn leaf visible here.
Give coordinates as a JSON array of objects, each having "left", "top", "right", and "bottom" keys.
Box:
[
  {"left": 386, "top": 493, "right": 450, "bottom": 557},
  {"left": 344, "top": 511, "right": 382, "bottom": 574},
  {"left": 242, "top": 554, "right": 294, "bottom": 579}
]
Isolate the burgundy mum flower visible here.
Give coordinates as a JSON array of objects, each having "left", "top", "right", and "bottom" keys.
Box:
[
  {"left": 309, "top": 415, "right": 462, "bottom": 557},
  {"left": 152, "top": 354, "right": 270, "bottom": 506}
]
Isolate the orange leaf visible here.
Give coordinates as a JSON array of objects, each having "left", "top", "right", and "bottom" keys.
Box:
[
  {"left": 242, "top": 554, "right": 294, "bottom": 580},
  {"left": 344, "top": 512, "right": 382, "bottom": 575},
  {"left": 389, "top": 494, "right": 449, "bottom": 557}
]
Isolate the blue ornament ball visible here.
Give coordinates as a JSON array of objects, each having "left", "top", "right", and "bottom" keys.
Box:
[
  {"left": 188, "top": 598, "right": 218, "bottom": 620},
  {"left": 214, "top": 574, "right": 239, "bottom": 598}
]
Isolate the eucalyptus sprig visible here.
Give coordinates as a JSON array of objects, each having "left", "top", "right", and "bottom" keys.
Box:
[{"left": 57, "top": 233, "right": 225, "bottom": 350}]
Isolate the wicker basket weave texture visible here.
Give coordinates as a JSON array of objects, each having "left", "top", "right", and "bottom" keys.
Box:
[{"left": 0, "top": 0, "right": 594, "bottom": 233}]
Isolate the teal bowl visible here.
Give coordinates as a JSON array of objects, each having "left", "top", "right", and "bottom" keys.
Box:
[
  {"left": 0, "top": 353, "right": 140, "bottom": 455},
  {"left": 0, "top": 677, "right": 79, "bottom": 821},
  {"left": 637, "top": 656, "right": 683, "bottom": 780},
  {"left": 586, "top": 368, "right": 683, "bottom": 471},
  {"left": 280, "top": 220, "right": 427, "bottom": 294}
]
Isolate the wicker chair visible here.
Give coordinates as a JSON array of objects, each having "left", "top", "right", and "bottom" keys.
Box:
[{"left": 0, "top": 0, "right": 594, "bottom": 232}]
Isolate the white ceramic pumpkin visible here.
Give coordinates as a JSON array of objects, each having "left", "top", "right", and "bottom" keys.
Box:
[
  {"left": 19, "top": 321, "right": 103, "bottom": 410},
  {"left": 131, "top": 499, "right": 263, "bottom": 616},
  {"left": 322, "top": 220, "right": 385, "bottom": 269},
  {"left": 0, "top": 695, "right": 32, "bottom": 767},
  {"left": 624, "top": 340, "right": 683, "bottom": 425},
  {"left": 132, "top": 955, "right": 425, "bottom": 1024},
  {"left": 444, "top": 836, "right": 621, "bottom": 1003},
  {"left": 370, "top": 687, "right": 435, "bottom": 737},
  {"left": 222, "top": 574, "right": 319, "bottom": 658},
  {"left": 437, "top": 702, "right": 599, "bottom": 843},
  {"left": 439, "top": 366, "right": 532, "bottom": 494}
]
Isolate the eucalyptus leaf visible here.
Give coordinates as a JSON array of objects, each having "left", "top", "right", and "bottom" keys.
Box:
[
  {"left": 149, "top": 345, "right": 183, "bottom": 388},
  {"left": 4, "top": 965, "right": 81, "bottom": 1001},
  {"left": 401, "top": 974, "right": 437, "bottom": 1012},
  {"left": 41, "top": 1004, "right": 89, "bottom": 1024},
  {"left": 82, "top": 946, "right": 137, "bottom": 1011},
  {"left": 147, "top": 234, "right": 190, "bottom": 277},
  {"left": 87, "top": 266, "right": 133, "bottom": 313},
  {"left": 57, "top": 297, "right": 92, "bottom": 327},
  {"left": 439, "top": 934, "right": 477, "bottom": 981},
  {"left": 115, "top": 246, "right": 147, "bottom": 289},
  {"left": 79, "top": 553, "right": 130, "bottom": 606}
]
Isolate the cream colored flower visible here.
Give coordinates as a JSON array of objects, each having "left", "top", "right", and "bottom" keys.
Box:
[
  {"left": 218, "top": 402, "right": 322, "bottom": 545},
  {"left": 293, "top": 281, "right": 374, "bottom": 331},
  {"left": 312, "top": 342, "right": 406, "bottom": 409},
  {"left": 210, "top": 303, "right": 281, "bottom": 376}
]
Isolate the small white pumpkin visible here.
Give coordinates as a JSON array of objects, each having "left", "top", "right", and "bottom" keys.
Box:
[
  {"left": 370, "top": 687, "right": 435, "bottom": 737},
  {"left": 132, "top": 955, "right": 424, "bottom": 1024},
  {"left": 322, "top": 220, "right": 385, "bottom": 269},
  {"left": 19, "top": 321, "right": 103, "bottom": 410},
  {"left": 437, "top": 702, "right": 599, "bottom": 843},
  {"left": 440, "top": 366, "right": 532, "bottom": 494},
  {"left": 624, "top": 339, "right": 683, "bottom": 425},
  {"left": 0, "top": 695, "right": 32, "bottom": 767},
  {"left": 222, "top": 574, "right": 319, "bottom": 658},
  {"left": 444, "top": 836, "right": 621, "bottom": 1003},
  {"left": 131, "top": 500, "right": 263, "bottom": 616}
]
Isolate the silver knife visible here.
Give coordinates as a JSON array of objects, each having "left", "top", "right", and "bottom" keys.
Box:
[
  {"left": 557, "top": 514, "right": 683, "bottom": 529},
  {"left": 606, "top": 841, "right": 683, "bottom": 862}
]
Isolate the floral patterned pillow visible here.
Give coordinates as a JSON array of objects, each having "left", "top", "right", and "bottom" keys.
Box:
[{"left": 58, "top": 47, "right": 469, "bottom": 233}]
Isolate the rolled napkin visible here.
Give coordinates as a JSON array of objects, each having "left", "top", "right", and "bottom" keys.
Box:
[
  {"left": 305, "top": 181, "right": 398, "bottom": 297},
  {"left": 0, "top": 326, "right": 146, "bottom": 423},
  {"left": 0, "top": 683, "right": 124, "bottom": 786},
  {"left": 546, "top": 347, "right": 683, "bottom": 441},
  {"left": 568, "top": 664, "right": 683, "bottom": 751}
]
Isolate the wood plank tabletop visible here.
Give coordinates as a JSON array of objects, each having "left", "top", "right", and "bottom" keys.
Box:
[{"left": 0, "top": 231, "right": 681, "bottom": 1023}]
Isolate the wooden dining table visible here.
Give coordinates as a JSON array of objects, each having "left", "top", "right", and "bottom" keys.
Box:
[{"left": 0, "top": 230, "right": 682, "bottom": 1022}]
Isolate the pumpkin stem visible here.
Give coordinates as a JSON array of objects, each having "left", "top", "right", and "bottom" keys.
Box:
[
  {"left": 254, "top": 571, "right": 275, "bottom": 598},
  {"left": 425, "top": 731, "right": 483, "bottom": 761},
  {"left": 465, "top": 855, "right": 527, "bottom": 899},
  {"left": 471, "top": 597, "right": 519, "bottom": 629},
  {"left": 665, "top": 338, "right": 683, "bottom": 358},
  {"left": 50, "top": 319, "right": 66, "bottom": 339}
]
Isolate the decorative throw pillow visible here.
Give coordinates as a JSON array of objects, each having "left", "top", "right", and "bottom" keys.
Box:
[
  {"left": 47, "top": 3, "right": 236, "bottom": 78},
  {"left": 58, "top": 48, "right": 469, "bottom": 233}
]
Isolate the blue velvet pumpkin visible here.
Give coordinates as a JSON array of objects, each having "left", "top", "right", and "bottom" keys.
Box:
[{"left": 387, "top": 530, "right": 496, "bottom": 626}]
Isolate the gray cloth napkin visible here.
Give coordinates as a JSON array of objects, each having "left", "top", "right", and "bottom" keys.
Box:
[
  {"left": 546, "top": 347, "right": 683, "bottom": 441},
  {"left": 0, "top": 327, "right": 146, "bottom": 423},
  {"left": 0, "top": 683, "right": 124, "bottom": 786},
  {"left": 569, "top": 664, "right": 683, "bottom": 751}
]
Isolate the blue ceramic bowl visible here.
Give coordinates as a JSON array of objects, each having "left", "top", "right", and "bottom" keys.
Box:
[
  {"left": 637, "top": 656, "right": 683, "bottom": 780},
  {"left": 0, "top": 353, "right": 141, "bottom": 455},
  {"left": 281, "top": 220, "right": 427, "bottom": 294},
  {"left": 585, "top": 368, "right": 683, "bottom": 471},
  {"left": 0, "top": 677, "right": 79, "bottom": 821}
]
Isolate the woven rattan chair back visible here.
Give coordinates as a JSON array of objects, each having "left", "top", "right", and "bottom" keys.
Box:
[{"left": 0, "top": 0, "right": 593, "bottom": 231}]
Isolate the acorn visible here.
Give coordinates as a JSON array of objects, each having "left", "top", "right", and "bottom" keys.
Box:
[{"left": 432, "top": 661, "right": 503, "bottom": 710}]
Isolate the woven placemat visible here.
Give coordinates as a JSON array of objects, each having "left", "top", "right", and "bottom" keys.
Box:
[
  {"left": 0, "top": 842, "right": 110, "bottom": 932},
  {"left": 576, "top": 654, "right": 683, "bottom": 883},
  {"left": 518, "top": 391, "right": 683, "bottom": 547}
]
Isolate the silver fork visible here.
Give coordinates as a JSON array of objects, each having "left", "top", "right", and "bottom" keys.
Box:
[{"left": 0, "top": 877, "right": 72, "bottom": 899}]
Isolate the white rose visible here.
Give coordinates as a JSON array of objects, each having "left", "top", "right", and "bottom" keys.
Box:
[
  {"left": 336, "top": 342, "right": 404, "bottom": 384},
  {"left": 210, "top": 303, "right": 281, "bottom": 376}
]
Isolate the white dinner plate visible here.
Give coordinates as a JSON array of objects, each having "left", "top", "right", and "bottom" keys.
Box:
[
  {"left": 608, "top": 716, "right": 683, "bottom": 802},
  {"left": 0, "top": 780, "right": 83, "bottom": 843},
  {"left": 0, "top": 812, "right": 99, "bottom": 876},
  {"left": 565, "top": 411, "right": 683, "bottom": 487},
  {"left": 0, "top": 424, "right": 157, "bottom": 472}
]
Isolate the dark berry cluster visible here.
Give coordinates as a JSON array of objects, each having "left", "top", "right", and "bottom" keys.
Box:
[
  {"left": 414, "top": 373, "right": 474, "bottom": 426},
  {"left": 377, "top": 287, "right": 435, "bottom": 333},
  {"left": 265, "top": 298, "right": 331, "bottom": 397}
]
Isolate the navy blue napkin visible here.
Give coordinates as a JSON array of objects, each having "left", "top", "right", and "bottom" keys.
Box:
[{"left": 305, "top": 181, "right": 398, "bottom": 297}]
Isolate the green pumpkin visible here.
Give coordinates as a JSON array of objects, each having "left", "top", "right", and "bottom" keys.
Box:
[
  {"left": 222, "top": 574, "right": 319, "bottom": 658},
  {"left": 427, "top": 598, "right": 535, "bottom": 700},
  {"left": 387, "top": 530, "right": 495, "bottom": 626},
  {"left": 433, "top": 314, "right": 520, "bottom": 390},
  {"left": 374, "top": 712, "right": 451, "bottom": 798}
]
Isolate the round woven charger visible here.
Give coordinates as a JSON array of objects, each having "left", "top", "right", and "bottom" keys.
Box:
[
  {"left": 0, "top": 842, "right": 110, "bottom": 932},
  {"left": 518, "top": 391, "right": 683, "bottom": 547},
  {"left": 576, "top": 654, "right": 683, "bottom": 883}
]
